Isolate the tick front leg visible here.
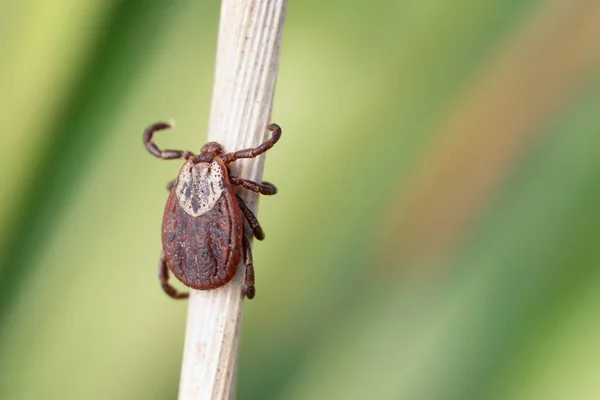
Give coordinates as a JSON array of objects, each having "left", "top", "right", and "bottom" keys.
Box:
[
  {"left": 230, "top": 177, "right": 277, "bottom": 195},
  {"left": 236, "top": 195, "right": 265, "bottom": 240},
  {"left": 143, "top": 122, "right": 194, "bottom": 160},
  {"left": 159, "top": 252, "right": 189, "bottom": 299},
  {"left": 221, "top": 123, "right": 282, "bottom": 163},
  {"left": 242, "top": 235, "right": 256, "bottom": 299}
]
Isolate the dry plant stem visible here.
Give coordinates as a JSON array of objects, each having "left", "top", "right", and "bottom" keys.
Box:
[{"left": 178, "top": 1, "right": 287, "bottom": 399}]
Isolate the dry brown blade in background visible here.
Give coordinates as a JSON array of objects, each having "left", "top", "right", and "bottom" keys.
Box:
[{"left": 374, "top": 1, "right": 600, "bottom": 271}]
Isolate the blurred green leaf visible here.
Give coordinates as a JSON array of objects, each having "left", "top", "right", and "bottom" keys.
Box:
[{"left": 0, "top": 1, "right": 186, "bottom": 329}]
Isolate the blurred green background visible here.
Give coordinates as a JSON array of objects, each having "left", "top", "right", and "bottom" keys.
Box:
[{"left": 1, "top": 1, "right": 600, "bottom": 399}]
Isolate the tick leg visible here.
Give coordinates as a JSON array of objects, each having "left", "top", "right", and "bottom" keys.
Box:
[
  {"left": 144, "top": 122, "right": 194, "bottom": 160},
  {"left": 236, "top": 195, "right": 265, "bottom": 240},
  {"left": 221, "top": 123, "right": 282, "bottom": 163},
  {"left": 159, "top": 252, "right": 189, "bottom": 299},
  {"left": 166, "top": 179, "right": 176, "bottom": 191},
  {"left": 242, "top": 235, "right": 256, "bottom": 300},
  {"left": 230, "top": 177, "right": 277, "bottom": 195}
]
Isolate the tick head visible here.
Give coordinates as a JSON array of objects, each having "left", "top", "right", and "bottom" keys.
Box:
[{"left": 200, "top": 142, "right": 224, "bottom": 157}]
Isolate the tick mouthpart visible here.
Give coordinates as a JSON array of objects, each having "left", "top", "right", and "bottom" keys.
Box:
[{"left": 200, "top": 142, "right": 224, "bottom": 156}]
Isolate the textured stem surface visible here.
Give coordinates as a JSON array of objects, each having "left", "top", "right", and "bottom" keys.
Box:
[{"left": 178, "top": 1, "right": 287, "bottom": 399}]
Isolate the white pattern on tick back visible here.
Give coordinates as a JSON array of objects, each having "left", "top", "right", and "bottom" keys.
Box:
[{"left": 175, "top": 160, "right": 225, "bottom": 217}]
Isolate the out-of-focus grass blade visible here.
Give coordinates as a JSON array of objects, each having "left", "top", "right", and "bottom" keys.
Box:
[
  {"left": 375, "top": 0, "right": 600, "bottom": 270},
  {"left": 0, "top": 1, "right": 113, "bottom": 233},
  {"left": 238, "top": 0, "right": 548, "bottom": 398},
  {"left": 0, "top": 1, "right": 185, "bottom": 329},
  {"left": 495, "top": 269, "right": 600, "bottom": 399},
  {"left": 277, "top": 71, "right": 600, "bottom": 400},
  {"left": 0, "top": 2, "right": 216, "bottom": 398}
]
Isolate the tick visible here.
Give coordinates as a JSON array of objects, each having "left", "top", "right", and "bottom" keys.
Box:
[{"left": 143, "top": 122, "right": 282, "bottom": 300}]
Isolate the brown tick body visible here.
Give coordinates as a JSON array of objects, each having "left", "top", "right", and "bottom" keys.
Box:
[{"left": 143, "top": 123, "right": 281, "bottom": 299}]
